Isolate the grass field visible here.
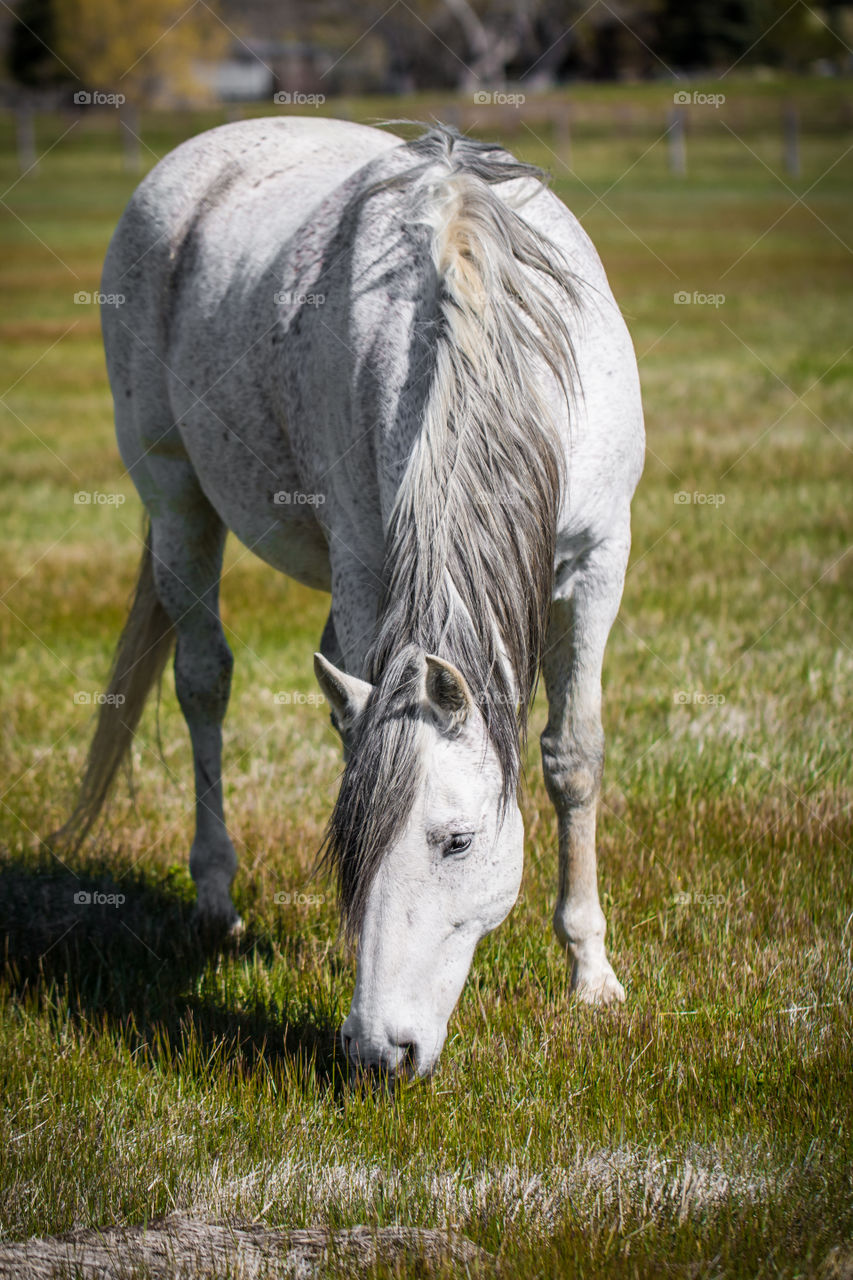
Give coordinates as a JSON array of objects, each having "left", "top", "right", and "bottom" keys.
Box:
[{"left": 1, "top": 80, "right": 851, "bottom": 1277}]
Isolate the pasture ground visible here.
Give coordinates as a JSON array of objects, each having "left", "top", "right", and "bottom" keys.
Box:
[{"left": 0, "top": 80, "right": 851, "bottom": 1277}]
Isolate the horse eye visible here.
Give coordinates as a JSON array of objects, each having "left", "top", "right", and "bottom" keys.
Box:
[{"left": 443, "top": 833, "right": 473, "bottom": 858}]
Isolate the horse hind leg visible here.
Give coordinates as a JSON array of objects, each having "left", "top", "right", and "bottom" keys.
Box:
[{"left": 148, "top": 467, "right": 240, "bottom": 932}]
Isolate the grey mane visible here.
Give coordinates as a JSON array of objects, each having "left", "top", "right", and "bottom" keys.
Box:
[{"left": 321, "top": 125, "right": 581, "bottom": 934}]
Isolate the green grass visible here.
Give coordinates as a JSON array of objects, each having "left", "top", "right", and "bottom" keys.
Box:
[{"left": 1, "top": 81, "right": 852, "bottom": 1277}]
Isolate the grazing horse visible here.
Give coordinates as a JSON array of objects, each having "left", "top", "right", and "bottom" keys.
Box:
[{"left": 64, "top": 119, "right": 644, "bottom": 1079}]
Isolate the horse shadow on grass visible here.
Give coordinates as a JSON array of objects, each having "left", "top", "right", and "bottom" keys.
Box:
[{"left": 0, "top": 848, "right": 350, "bottom": 1095}]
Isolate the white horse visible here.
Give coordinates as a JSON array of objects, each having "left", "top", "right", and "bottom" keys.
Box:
[{"left": 63, "top": 118, "right": 644, "bottom": 1079}]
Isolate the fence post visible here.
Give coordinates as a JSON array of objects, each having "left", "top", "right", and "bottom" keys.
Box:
[
  {"left": 15, "top": 105, "right": 37, "bottom": 175},
  {"left": 556, "top": 100, "right": 572, "bottom": 170},
  {"left": 668, "top": 106, "right": 686, "bottom": 175},
  {"left": 783, "top": 102, "right": 800, "bottom": 178},
  {"left": 120, "top": 102, "right": 142, "bottom": 173}
]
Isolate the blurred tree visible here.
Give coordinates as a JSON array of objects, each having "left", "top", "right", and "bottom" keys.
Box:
[
  {"left": 658, "top": 0, "right": 853, "bottom": 72},
  {"left": 7, "top": 0, "right": 67, "bottom": 87},
  {"left": 267, "top": 0, "right": 672, "bottom": 91},
  {"left": 52, "top": 0, "right": 229, "bottom": 104},
  {"left": 44, "top": 0, "right": 845, "bottom": 100},
  {"left": 760, "top": 0, "right": 853, "bottom": 68},
  {"left": 440, "top": 0, "right": 525, "bottom": 87},
  {"left": 559, "top": 0, "right": 662, "bottom": 80}
]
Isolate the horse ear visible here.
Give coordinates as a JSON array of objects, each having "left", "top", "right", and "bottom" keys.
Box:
[
  {"left": 423, "top": 654, "right": 473, "bottom": 733},
  {"left": 313, "top": 654, "right": 373, "bottom": 742}
]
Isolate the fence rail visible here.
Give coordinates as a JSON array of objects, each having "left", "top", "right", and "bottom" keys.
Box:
[{"left": 3, "top": 91, "right": 851, "bottom": 178}]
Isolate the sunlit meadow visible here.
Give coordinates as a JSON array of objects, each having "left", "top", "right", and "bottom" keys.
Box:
[{"left": 1, "top": 80, "right": 851, "bottom": 1276}]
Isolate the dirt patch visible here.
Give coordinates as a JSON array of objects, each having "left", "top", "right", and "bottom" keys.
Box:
[
  {"left": 820, "top": 1246, "right": 853, "bottom": 1280},
  {"left": 0, "top": 1213, "right": 496, "bottom": 1278}
]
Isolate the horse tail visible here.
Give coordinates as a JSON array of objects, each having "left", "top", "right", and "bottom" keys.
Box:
[{"left": 56, "top": 523, "right": 175, "bottom": 851}]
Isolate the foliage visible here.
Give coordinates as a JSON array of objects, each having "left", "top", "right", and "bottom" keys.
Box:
[{"left": 13, "top": 0, "right": 230, "bottom": 105}]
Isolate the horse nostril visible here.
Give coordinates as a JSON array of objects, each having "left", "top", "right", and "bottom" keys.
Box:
[
  {"left": 393, "top": 1039, "right": 418, "bottom": 1076},
  {"left": 341, "top": 1025, "right": 422, "bottom": 1081}
]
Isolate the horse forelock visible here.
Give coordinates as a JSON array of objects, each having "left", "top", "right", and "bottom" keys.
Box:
[{"left": 323, "top": 125, "right": 580, "bottom": 935}]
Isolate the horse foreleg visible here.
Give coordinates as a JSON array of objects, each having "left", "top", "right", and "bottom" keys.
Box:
[
  {"left": 319, "top": 609, "right": 344, "bottom": 667},
  {"left": 149, "top": 483, "right": 239, "bottom": 932},
  {"left": 540, "top": 539, "right": 629, "bottom": 1004}
]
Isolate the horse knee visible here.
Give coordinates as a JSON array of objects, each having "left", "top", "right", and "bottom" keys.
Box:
[
  {"left": 541, "top": 730, "right": 604, "bottom": 812},
  {"left": 174, "top": 630, "right": 233, "bottom": 723},
  {"left": 190, "top": 828, "right": 237, "bottom": 882}
]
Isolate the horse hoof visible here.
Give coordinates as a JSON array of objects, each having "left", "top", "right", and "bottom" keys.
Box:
[
  {"left": 192, "top": 904, "right": 243, "bottom": 939},
  {"left": 572, "top": 966, "right": 626, "bottom": 1006}
]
